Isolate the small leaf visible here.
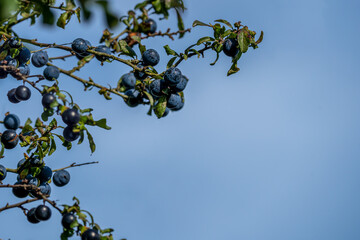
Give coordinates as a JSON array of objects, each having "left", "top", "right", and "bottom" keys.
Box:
[
  {"left": 85, "top": 129, "right": 96, "bottom": 153},
  {"left": 215, "top": 19, "right": 233, "bottom": 28},
  {"left": 143, "top": 91, "right": 154, "bottom": 106},
  {"left": 167, "top": 56, "right": 177, "bottom": 68},
  {"left": 163, "top": 45, "right": 178, "bottom": 56},
  {"left": 94, "top": 119, "right": 111, "bottom": 130},
  {"left": 196, "top": 36, "right": 214, "bottom": 45},
  {"left": 154, "top": 96, "right": 167, "bottom": 118},
  {"left": 57, "top": 11, "right": 72, "bottom": 29},
  {"left": 192, "top": 20, "right": 210, "bottom": 27},
  {"left": 238, "top": 30, "right": 250, "bottom": 53}
]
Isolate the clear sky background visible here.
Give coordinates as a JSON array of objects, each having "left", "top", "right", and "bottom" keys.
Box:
[{"left": 1, "top": 0, "right": 360, "bottom": 239}]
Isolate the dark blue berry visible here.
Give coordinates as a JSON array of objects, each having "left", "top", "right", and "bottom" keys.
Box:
[
  {"left": 72, "top": 38, "right": 90, "bottom": 54},
  {"left": 12, "top": 181, "right": 29, "bottom": 198},
  {"left": 164, "top": 67, "right": 182, "bottom": 86},
  {"left": 81, "top": 229, "right": 100, "bottom": 240},
  {"left": 0, "top": 165, "right": 7, "bottom": 181},
  {"left": 18, "top": 47, "right": 31, "bottom": 64},
  {"left": 43, "top": 66, "right": 60, "bottom": 81},
  {"left": 4, "top": 114, "right": 20, "bottom": 130},
  {"left": 31, "top": 51, "right": 48, "bottom": 67},
  {"left": 35, "top": 205, "right": 52, "bottom": 221},
  {"left": 144, "top": 19, "right": 157, "bottom": 34},
  {"left": 7, "top": 88, "right": 20, "bottom": 103},
  {"left": 171, "top": 75, "right": 188, "bottom": 92},
  {"left": 1, "top": 129, "right": 18, "bottom": 149},
  {"left": 223, "top": 38, "right": 239, "bottom": 57},
  {"left": 63, "top": 126, "right": 80, "bottom": 142},
  {"left": 120, "top": 72, "right": 136, "bottom": 89},
  {"left": 62, "top": 213, "right": 76, "bottom": 229},
  {"left": 167, "top": 93, "right": 182, "bottom": 109},
  {"left": 149, "top": 79, "right": 167, "bottom": 97},
  {"left": 15, "top": 85, "right": 31, "bottom": 101},
  {"left": 38, "top": 166, "right": 53, "bottom": 183},
  {"left": 27, "top": 208, "right": 40, "bottom": 224},
  {"left": 53, "top": 170, "right": 70, "bottom": 187},
  {"left": 42, "top": 93, "right": 56, "bottom": 109},
  {"left": 134, "top": 63, "right": 147, "bottom": 80},
  {"left": 94, "top": 45, "right": 111, "bottom": 61},
  {"left": 62, "top": 108, "right": 80, "bottom": 126},
  {"left": 142, "top": 49, "right": 160, "bottom": 66}
]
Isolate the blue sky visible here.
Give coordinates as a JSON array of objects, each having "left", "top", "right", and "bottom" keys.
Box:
[{"left": 1, "top": 0, "right": 360, "bottom": 239}]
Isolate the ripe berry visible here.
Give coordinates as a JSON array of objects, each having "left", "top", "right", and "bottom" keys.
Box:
[
  {"left": 4, "top": 114, "right": 20, "bottom": 130},
  {"left": 62, "top": 213, "right": 76, "bottom": 229},
  {"left": 144, "top": 19, "right": 157, "bottom": 34},
  {"left": 171, "top": 99, "right": 184, "bottom": 111},
  {"left": 42, "top": 93, "right": 56, "bottom": 109},
  {"left": 63, "top": 126, "right": 80, "bottom": 142},
  {"left": 31, "top": 51, "right": 48, "bottom": 67},
  {"left": 94, "top": 45, "right": 111, "bottom": 61},
  {"left": 0, "top": 164, "right": 7, "bottom": 181},
  {"left": 15, "top": 85, "right": 31, "bottom": 101},
  {"left": 72, "top": 38, "right": 90, "bottom": 54},
  {"left": 53, "top": 169, "right": 71, "bottom": 187},
  {"left": 35, "top": 205, "right": 52, "bottom": 221},
  {"left": 38, "top": 182, "right": 51, "bottom": 196},
  {"left": 167, "top": 93, "right": 182, "bottom": 109},
  {"left": 120, "top": 72, "right": 136, "bottom": 89},
  {"left": 124, "top": 89, "right": 142, "bottom": 107},
  {"left": 18, "top": 47, "right": 31, "bottom": 64},
  {"left": 1, "top": 129, "right": 19, "bottom": 149},
  {"left": 134, "top": 63, "right": 147, "bottom": 80},
  {"left": 12, "top": 181, "right": 29, "bottom": 198},
  {"left": 9, "top": 38, "right": 22, "bottom": 48},
  {"left": 5, "top": 56, "right": 18, "bottom": 71},
  {"left": 223, "top": 38, "right": 239, "bottom": 57},
  {"left": 43, "top": 66, "right": 60, "bottom": 81},
  {"left": 171, "top": 75, "right": 188, "bottom": 93},
  {"left": 164, "top": 67, "right": 182, "bottom": 86},
  {"left": 27, "top": 208, "right": 40, "bottom": 224},
  {"left": 149, "top": 79, "right": 167, "bottom": 97},
  {"left": 62, "top": 108, "right": 80, "bottom": 126},
  {"left": 38, "top": 166, "right": 53, "bottom": 183},
  {"left": 11, "top": 63, "right": 30, "bottom": 78},
  {"left": 81, "top": 229, "right": 100, "bottom": 240},
  {"left": 142, "top": 49, "right": 160, "bottom": 66},
  {"left": 25, "top": 174, "right": 39, "bottom": 187},
  {"left": 7, "top": 88, "right": 20, "bottom": 103}
]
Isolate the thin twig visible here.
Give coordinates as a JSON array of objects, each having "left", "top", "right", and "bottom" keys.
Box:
[{"left": 53, "top": 161, "right": 99, "bottom": 172}]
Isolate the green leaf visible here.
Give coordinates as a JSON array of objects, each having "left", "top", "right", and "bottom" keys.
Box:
[
  {"left": 167, "top": 56, "right": 177, "bottom": 68},
  {"left": 192, "top": 20, "right": 210, "bottom": 27},
  {"left": 143, "top": 91, "right": 154, "bottom": 106},
  {"left": 238, "top": 30, "right": 250, "bottom": 53},
  {"left": 49, "top": 137, "right": 56, "bottom": 156},
  {"left": 163, "top": 45, "right": 178, "bottom": 56},
  {"left": 0, "top": 143, "right": 4, "bottom": 158},
  {"left": 57, "top": 11, "right": 72, "bottom": 29},
  {"left": 154, "top": 96, "right": 167, "bottom": 118},
  {"left": 85, "top": 129, "right": 96, "bottom": 153},
  {"left": 255, "top": 30, "right": 264, "bottom": 45},
  {"left": 94, "top": 118, "right": 111, "bottom": 130},
  {"left": 118, "top": 40, "right": 137, "bottom": 58},
  {"left": 215, "top": 19, "right": 233, "bottom": 28},
  {"left": 176, "top": 9, "right": 185, "bottom": 38},
  {"left": 196, "top": 36, "right": 214, "bottom": 45}
]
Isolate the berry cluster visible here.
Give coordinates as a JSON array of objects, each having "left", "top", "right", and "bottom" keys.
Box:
[{"left": 118, "top": 48, "right": 187, "bottom": 117}]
